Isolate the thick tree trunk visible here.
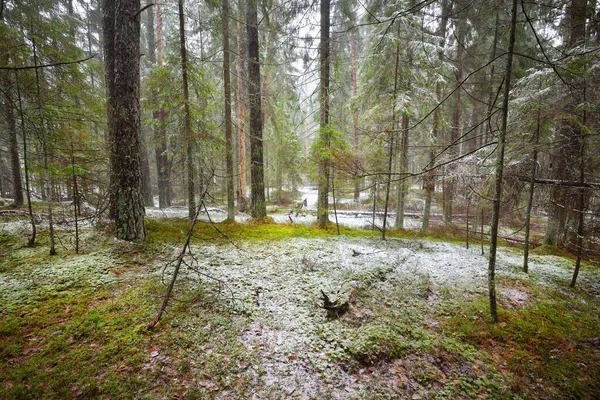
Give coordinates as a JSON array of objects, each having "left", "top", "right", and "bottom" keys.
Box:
[
  {"left": 488, "top": 0, "right": 518, "bottom": 323},
  {"left": 104, "top": 0, "right": 146, "bottom": 241},
  {"left": 178, "top": 0, "right": 195, "bottom": 220},
  {"left": 317, "top": 0, "right": 331, "bottom": 227},
  {"left": 247, "top": 0, "right": 266, "bottom": 218},
  {"left": 1, "top": 73, "right": 23, "bottom": 205},
  {"left": 223, "top": 0, "right": 235, "bottom": 220}
]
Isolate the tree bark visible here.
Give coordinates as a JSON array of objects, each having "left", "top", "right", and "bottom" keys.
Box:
[
  {"left": 422, "top": 0, "right": 450, "bottom": 233},
  {"left": 103, "top": 0, "right": 146, "bottom": 241},
  {"left": 15, "top": 71, "right": 36, "bottom": 246},
  {"left": 146, "top": 3, "right": 170, "bottom": 209},
  {"left": 317, "top": 0, "right": 331, "bottom": 227},
  {"left": 32, "top": 32, "right": 55, "bottom": 255},
  {"left": 140, "top": 127, "right": 154, "bottom": 207},
  {"left": 247, "top": 0, "right": 266, "bottom": 218},
  {"left": 395, "top": 113, "right": 409, "bottom": 229},
  {"left": 1, "top": 72, "right": 23, "bottom": 205},
  {"left": 178, "top": 0, "right": 195, "bottom": 220},
  {"left": 383, "top": 41, "right": 400, "bottom": 239},
  {"left": 236, "top": 0, "right": 247, "bottom": 211},
  {"left": 351, "top": 34, "right": 360, "bottom": 203},
  {"left": 223, "top": 0, "right": 235, "bottom": 221},
  {"left": 523, "top": 86, "right": 541, "bottom": 273},
  {"left": 488, "top": 0, "right": 518, "bottom": 323},
  {"left": 444, "top": 5, "right": 465, "bottom": 224},
  {"left": 545, "top": 0, "right": 587, "bottom": 246}
]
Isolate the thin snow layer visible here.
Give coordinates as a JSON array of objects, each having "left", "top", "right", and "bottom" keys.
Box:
[
  {"left": 157, "top": 236, "right": 594, "bottom": 398},
  {"left": 0, "top": 249, "right": 118, "bottom": 313},
  {"left": 145, "top": 207, "right": 251, "bottom": 223}
]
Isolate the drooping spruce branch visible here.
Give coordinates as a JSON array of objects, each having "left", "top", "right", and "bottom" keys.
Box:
[{"left": 0, "top": 54, "right": 96, "bottom": 70}]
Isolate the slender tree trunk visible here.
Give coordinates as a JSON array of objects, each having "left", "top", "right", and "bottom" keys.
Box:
[
  {"left": 545, "top": 0, "right": 587, "bottom": 246},
  {"left": 104, "top": 0, "right": 146, "bottom": 241},
  {"left": 15, "top": 71, "right": 36, "bottom": 246},
  {"left": 351, "top": 34, "right": 360, "bottom": 203},
  {"left": 383, "top": 42, "right": 400, "bottom": 239},
  {"left": 422, "top": 0, "right": 450, "bottom": 233},
  {"left": 488, "top": 0, "right": 518, "bottom": 323},
  {"left": 523, "top": 91, "right": 541, "bottom": 273},
  {"left": 140, "top": 128, "right": 154, "bottom": 206},
  {"left": 395, "top": 113, "right": 409, "bottom": 229},
  {"left": 71, "top": 142, "right": 80, "bottom": 253},
  {"left": 317, "top": 0, "right": 331, "bottom": 227},
  {"left": 236, "top": 0, "right": 248, "bottom": 211},
  {"left": 444, "top": 11, "right": 465, "bottom": 224},
  {"left": 247, "top": 0, "right": 266, "bottom": 218},
  {"left": 32, "top": 33, "right": 55, "bottom": 255},
  {"left": 178, "top": 0, "right": 195, "bottom": 220},
  {"left": 223, "top": 0, "right": 235, "bottom": 221},
  {"left": 485, "top": 9, "right": 500, "bottom": 145},
  {"left": 571, "top": 86, "right": 587, "bottom": 288},
  {"left": 146, "top": 4, "right": 170, "bottom": 208}
]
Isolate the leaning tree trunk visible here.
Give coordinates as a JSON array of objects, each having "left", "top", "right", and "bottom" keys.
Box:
[
  {"left": 223, "top": 0, "right": 235, "bottom": 221},
  {"left": 247, "top": 0, "right": 266, "bottom": 218},
  {"left": 178, "top": 0, "right": 195, "bottom": 220},
  {"left": 103, "top": 0, "right": 146, "bottom": 241},
  {"left": 488, "top": 0, "right": 518, "bottom": 323},
  {"left": 317, "top": 0, "right": 331, "bottom": 228}
]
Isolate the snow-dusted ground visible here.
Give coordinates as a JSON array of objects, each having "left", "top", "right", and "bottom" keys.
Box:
[
  {"left": 159, "top": 235, "right": 598, "bottom": 398},
  {"left": 145, "top": 186, "right": 433, "bottom": 231}
]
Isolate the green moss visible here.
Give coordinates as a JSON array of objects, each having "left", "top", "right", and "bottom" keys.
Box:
[
  {"left": 441, "top": 290, "right": 600, "bottom": 398},
  {"left": 346, "top": 318, "right": 434, "bottom": 365},
  {"left": 145, "top": 217, "right": 374, "bottom": 245}
]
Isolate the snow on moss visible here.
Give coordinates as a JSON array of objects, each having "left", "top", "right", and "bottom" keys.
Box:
[{"left": 0, "top": 247, "right": 118, "bottom": 313}]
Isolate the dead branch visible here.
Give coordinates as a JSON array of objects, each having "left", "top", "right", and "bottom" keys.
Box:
[{"left": 148, "top": 190, "right": 208, "bottom": 329}]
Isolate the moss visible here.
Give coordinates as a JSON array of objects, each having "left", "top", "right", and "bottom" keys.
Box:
[
  {"left": 531, "top": 244, "right": 573, "bottom": 258},
  {"left": 441, "top": 290, "right": 600, "bottom": 398},
  {"left": 145, "top": 217, "right": 374, "bottom": 245},
  {"left": 346, "top": 318, "right": 434, "bottom": 365}
]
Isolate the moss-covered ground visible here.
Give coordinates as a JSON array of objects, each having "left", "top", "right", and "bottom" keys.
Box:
[{"left": 1, "top": 215, "right": 599, "bottom": 399}]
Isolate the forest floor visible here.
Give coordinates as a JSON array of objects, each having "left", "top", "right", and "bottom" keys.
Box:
[{"left": 1, "top": 202, "right": 599, "bottom": 399}]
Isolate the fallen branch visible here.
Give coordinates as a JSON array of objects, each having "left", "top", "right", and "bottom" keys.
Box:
[{"left": 148, "top": 190, "right": 207, "bottom": 329}]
